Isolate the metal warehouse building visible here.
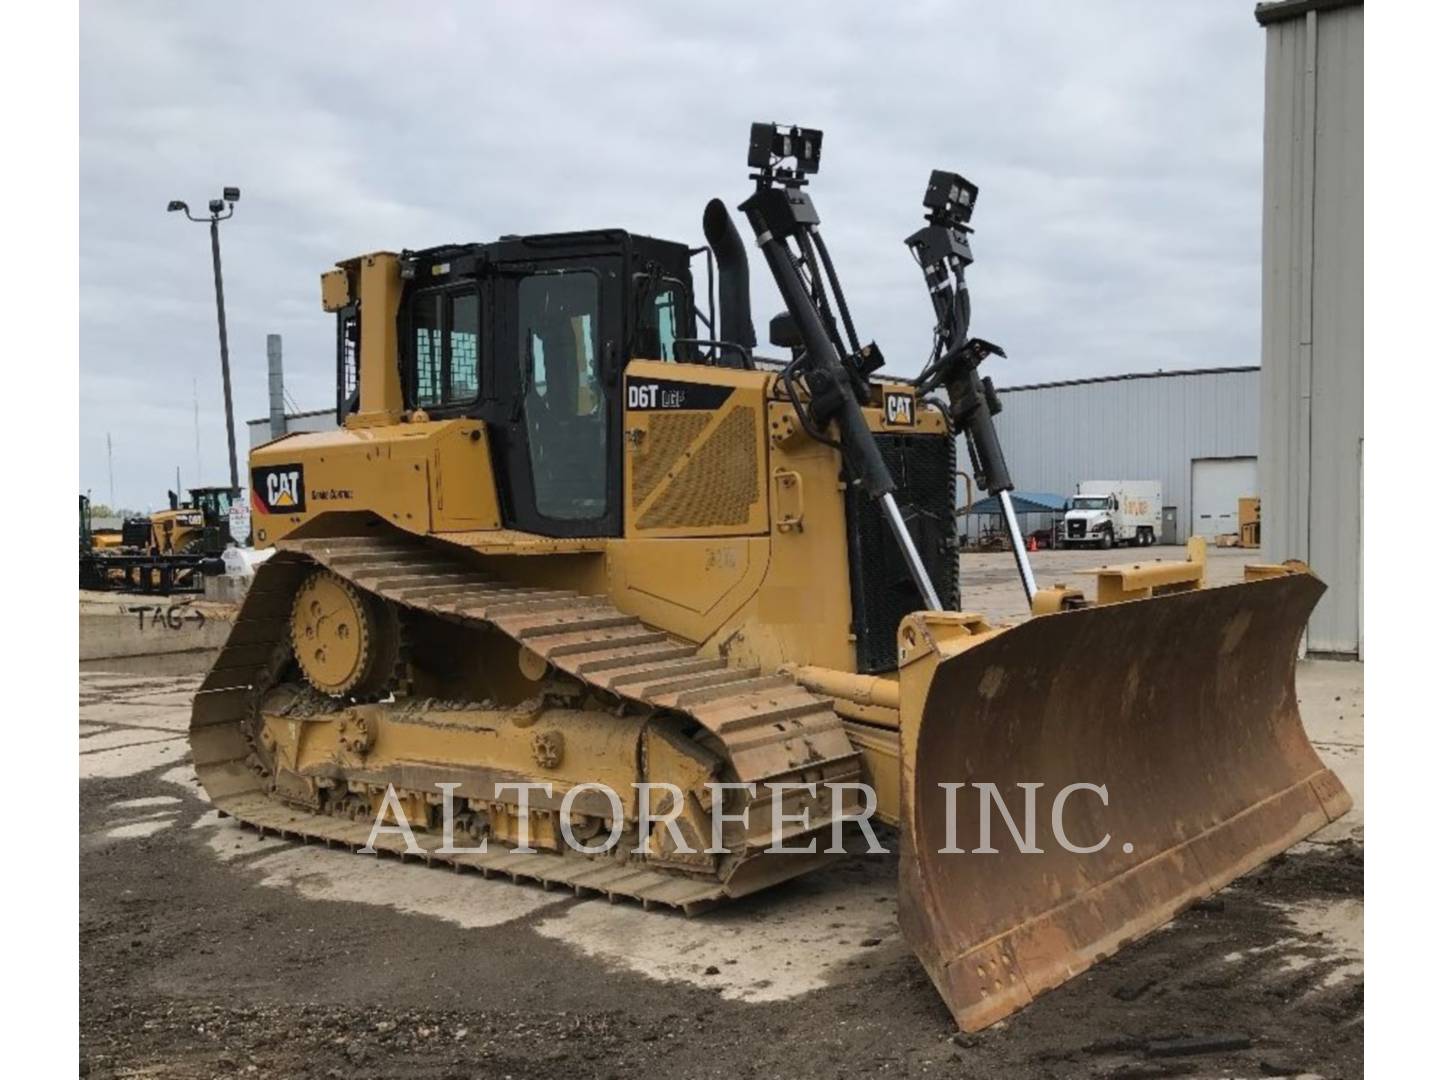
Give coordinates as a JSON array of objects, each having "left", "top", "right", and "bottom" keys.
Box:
[
  {"left": 1256, "top": 0, "right": 1362, "bottom": 657},
  {"left": 246, "top": 407, "right": 336, "bottom": 449},
  {"left": 985, "top": 366, "right": 1261, "bottom": 547}
]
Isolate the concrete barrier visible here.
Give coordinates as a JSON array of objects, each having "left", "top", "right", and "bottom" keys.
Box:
[{"left": 79, "top": 591, "right": 237, "bottom": 662}]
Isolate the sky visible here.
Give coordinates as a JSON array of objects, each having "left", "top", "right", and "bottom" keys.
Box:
[{"left": 80, "top": 1, "right": 1266, "bottom": 511}]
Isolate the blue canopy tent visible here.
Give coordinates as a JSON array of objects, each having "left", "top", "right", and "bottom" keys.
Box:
[
  {"left": 963, "top": 491, "right": 1069, "bottom": 517},
  {"left": 958, "top": 491, "right": 1069, "bottom": 547}
]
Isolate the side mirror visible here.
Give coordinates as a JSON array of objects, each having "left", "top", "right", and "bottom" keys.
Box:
[{"left": 769, "top": 312, "right": 803, "bottom": 350}]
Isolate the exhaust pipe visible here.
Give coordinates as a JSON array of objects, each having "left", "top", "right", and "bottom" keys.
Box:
[{"left": 702, "top": 198, "right": 756, "bottom": 349}]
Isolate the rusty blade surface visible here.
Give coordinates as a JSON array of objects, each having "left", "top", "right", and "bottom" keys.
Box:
[{"left": 898, "top": 573, "right": 1351, "bottom": 1031}]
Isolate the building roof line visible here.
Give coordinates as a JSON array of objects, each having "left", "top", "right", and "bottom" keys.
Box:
[
  {"left": 1254, "top": 0, "right": 1361, "bottom": 27},
  {"left": 246, "top": 407, "right": 335, "bottom": 424},
  {"left": 997, "top": 365, "right": 1259, "bottom": 394}
]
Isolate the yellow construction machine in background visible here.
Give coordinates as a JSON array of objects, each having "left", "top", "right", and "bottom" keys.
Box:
[
  {"left": 191, "top": 123, "right": 1348, "bottom": 1031},
  {"left": 79, "top": 487, "right": 237, "bottom": 594},
  {"left": 129, "top": 486, "right": 241, "bottom": 555}
]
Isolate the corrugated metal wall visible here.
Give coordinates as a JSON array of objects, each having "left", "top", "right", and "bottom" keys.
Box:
[
  {"left": 980, "top": 368, "right": 1260, "bottom": 544},
  {"left": 1258, "top": 0, "right": 1363, "bottom": 656}
]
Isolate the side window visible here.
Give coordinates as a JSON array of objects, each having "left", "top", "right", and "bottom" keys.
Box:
[
  {"left": 653, "top": 286, "right": 680, "bottom": 361},
  {"left": 336, "top": 307, "right": 359, "bottom": 421},
  {"left": 633, "top": 276, "right": 686, "bottom": 362},
  {"left": 450, "top": 293, "right": 480, "bottom": 401},
  {"left": 409, "top": 289, "right": 483, "bottom": 408},
  {"left": 413, "top": 294, "right": 443, "bottom": 407}
]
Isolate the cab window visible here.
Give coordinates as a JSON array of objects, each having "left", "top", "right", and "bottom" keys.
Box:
[
  {"left": 633, "top": 276, "right": 686, "bottom": 362},
  {"left": 517, "top": 270, "right": 607, "bottom": 520},
  {"left": 410, "top": 288, "right": 481, "bottom": 408},
  {"left": 450, "top": 293, "right": 480, "bottom": 400}
]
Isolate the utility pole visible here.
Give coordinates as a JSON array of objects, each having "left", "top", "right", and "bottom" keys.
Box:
[
  {"left": 193, "top": 377, "right": 202, "bottom": 485},
  {"left": 209, "top": 213, "right": 238, "bottom": 490},
  {"left": 168, "top": 187, "right": 242, "bottom": 491},
  {"left": 107, "top": 432, "right": 115, "bottom": 509}
]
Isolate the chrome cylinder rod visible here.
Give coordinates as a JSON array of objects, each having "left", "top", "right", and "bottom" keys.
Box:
[
  {"left": 998, "top": 489, "right": 1038, "bottom": 603},
  {"left": 881, "top": 492, "right": 945, "bottom": 612}
]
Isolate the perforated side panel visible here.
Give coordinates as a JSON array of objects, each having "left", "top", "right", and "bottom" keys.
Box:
[
  {"left": 638, "top": 408, "right": 759, "bottom": 530},
  {"left": 632, "top": 413, "right": 710, "bottom": 508}
]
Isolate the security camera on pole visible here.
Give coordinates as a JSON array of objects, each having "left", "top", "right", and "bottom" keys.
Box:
[{"left": 167, "top": 187, "right": 242, "bottom": 495}]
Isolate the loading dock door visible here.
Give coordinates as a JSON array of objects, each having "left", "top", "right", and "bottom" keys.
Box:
[{"left": 1191, "top": 457, "right": 1258, "bottom": 540}]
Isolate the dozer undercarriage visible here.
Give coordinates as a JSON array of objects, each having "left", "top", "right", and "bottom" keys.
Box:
[
  {"left": 193, "top": 531, "right": 863, "bottom": 910},
  {"left": 191, "top": 122, "right": 1350, "bottom": 1031}
]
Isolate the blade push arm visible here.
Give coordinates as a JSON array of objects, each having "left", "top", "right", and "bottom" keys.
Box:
[
  {"left": 738, "top": 123, "right": 945, "bottom": 612},
  {"left": 907, "top": 170, "right": 1036, "bottom": 602}
]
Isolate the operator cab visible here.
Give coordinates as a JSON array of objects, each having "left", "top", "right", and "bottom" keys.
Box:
[
  {"left": 188, "top": 486, "right": 239, "bottom": 524},
  {"left": 337, "top": 229, "right": 747, "bottom": 539}
]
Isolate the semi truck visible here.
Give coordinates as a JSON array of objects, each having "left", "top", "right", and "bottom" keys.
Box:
[{"left": 1059, "top": 480, "right": 1162, "bottom": 549}]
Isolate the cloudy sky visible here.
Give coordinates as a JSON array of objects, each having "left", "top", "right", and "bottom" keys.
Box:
[{"left": 80, "top": 1, "right": 1265, "bottom": 510}]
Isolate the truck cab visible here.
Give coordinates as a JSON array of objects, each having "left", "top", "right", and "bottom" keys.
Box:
[
  {"left": 1062, "top": 493, "right": 1120, "bottom": 549},
  {"left": 1059, "top": 480, "right": 1161, "bottom": 549}
]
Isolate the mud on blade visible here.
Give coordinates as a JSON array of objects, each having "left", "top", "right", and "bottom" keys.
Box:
[{"left": 896, "top": 572, "right": 1351, "bottom": 1031}]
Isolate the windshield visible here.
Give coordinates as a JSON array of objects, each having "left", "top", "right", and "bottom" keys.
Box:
[
  {"left": 1073, "top": 496, "right": 1109, "bottom": 511},
  {"left": 193, "top": 490, "right": 234, "bottom": 519}
]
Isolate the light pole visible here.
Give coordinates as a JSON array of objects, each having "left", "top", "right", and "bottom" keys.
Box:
[{"left": 168, "top": 187, "right": 241, "bottom": 492}]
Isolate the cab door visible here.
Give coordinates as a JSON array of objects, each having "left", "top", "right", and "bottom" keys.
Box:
[{"left": 487, "top": 257, "right": 625, "bottom": 538}]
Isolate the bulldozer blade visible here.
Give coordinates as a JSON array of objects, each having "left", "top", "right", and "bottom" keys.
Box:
[{"left": 896, "top": 572, "right": 1351, "bottom": 1032}]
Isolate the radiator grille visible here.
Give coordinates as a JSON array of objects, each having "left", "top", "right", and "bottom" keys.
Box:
[
  {"left": 631, "top": 413, "right": 710, "bottom": 508},
  {"left": 845, "top": 433, "right": 959, "bottom": 673},
  {"left": 638, "top": 407, "right": 759, "bottom": 530}
]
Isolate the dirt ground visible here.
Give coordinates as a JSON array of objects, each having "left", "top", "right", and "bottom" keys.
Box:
[{"left": 79, "top": 547, "right": 1363, "bottom": 1079}]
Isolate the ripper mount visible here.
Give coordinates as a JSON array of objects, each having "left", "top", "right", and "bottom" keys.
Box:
[
  {"left": 906, "top": 169, "right": 1036, "bottom": 600},
  {"left": 738, "top": 123, "right": 944, "bottom": 612}
]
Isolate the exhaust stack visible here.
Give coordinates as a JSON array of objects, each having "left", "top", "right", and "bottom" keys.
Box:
[
  {"left": 267, "top": 333, "right": 287, "bottom": 440},
  {"left": 702, "top": 198, "right": 756, "bottom": 349}
]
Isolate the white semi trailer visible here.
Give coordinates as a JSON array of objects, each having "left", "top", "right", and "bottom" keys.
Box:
[{"left": 1059, "top": 480, "right": 1162, "bottom": 549}]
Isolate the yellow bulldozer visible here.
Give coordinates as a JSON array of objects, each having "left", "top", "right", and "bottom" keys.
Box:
[
  {"left": 125, "top": 485, "right": 241, "bottom": 555},
  {"left": 191, "top": 124, "right": 1349, "bottom": 1031}
]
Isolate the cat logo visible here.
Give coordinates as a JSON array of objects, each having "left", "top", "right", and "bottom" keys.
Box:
[
  {"left": 252, "top": 464, "right": 306, "bottom": 514},
  {"left": 883, "top": 391, "right": 916, "bottom": 426}
]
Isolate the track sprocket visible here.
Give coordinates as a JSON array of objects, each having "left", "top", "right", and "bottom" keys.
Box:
[{"left": 289, "top": 568, "right": 401, "bottom": 698}]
